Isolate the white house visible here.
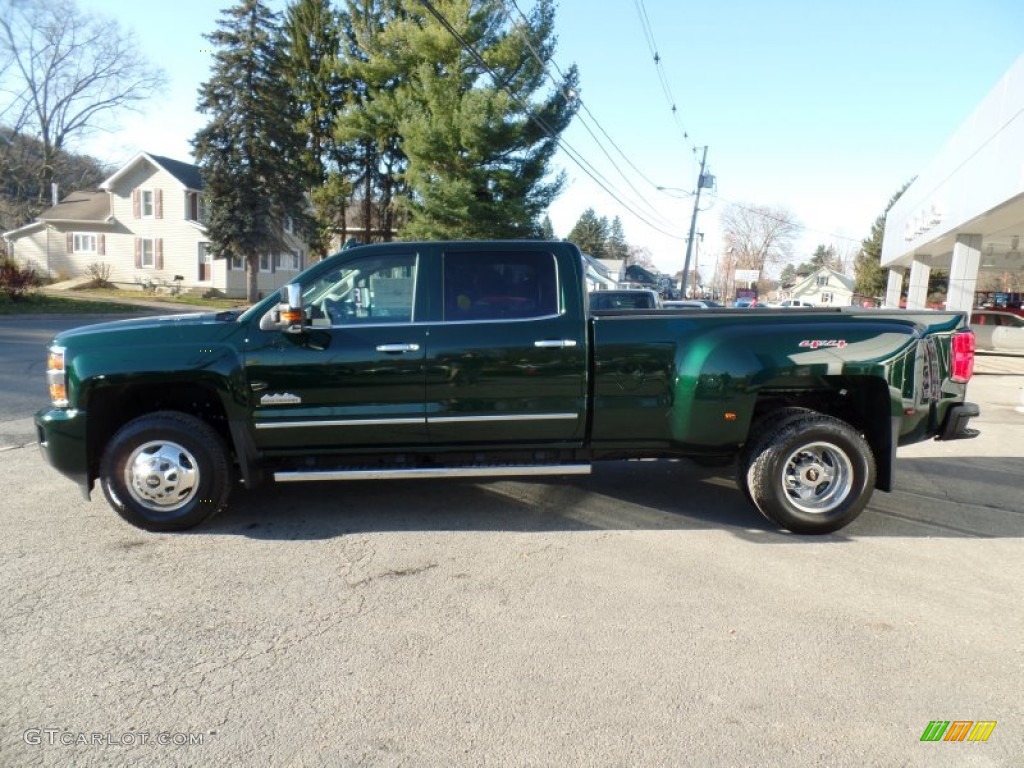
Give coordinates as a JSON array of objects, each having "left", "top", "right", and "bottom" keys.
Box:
[
  {"left": 788, "top": 267, "right": 856, "bottom": 307},
  {"left": 2, "top": 151, "right": 309, "bottom": 298}
]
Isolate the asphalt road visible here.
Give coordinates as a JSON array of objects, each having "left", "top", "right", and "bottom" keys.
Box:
[
  {"left": 1, "top": 314, "right": 1022, "bottom": 766},
  {"left": 0, "top": 312, "right": 162, "bottom": 446}
]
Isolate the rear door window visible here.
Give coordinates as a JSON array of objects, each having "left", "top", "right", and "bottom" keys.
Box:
[{"left": 443, "top": 250, "right": 558, "bottom": 321}]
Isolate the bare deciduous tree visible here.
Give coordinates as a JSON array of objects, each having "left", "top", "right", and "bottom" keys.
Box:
[
  {"left": 719, "top": 203, "right": 800, "bottom": 297},
  {"left": 0, "top": 0, "right": 165, "bottom": 205}
]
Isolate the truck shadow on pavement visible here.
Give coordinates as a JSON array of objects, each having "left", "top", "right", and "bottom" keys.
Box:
[{"left": 202, "top": 455, "right": 1024, "bottom": 541}]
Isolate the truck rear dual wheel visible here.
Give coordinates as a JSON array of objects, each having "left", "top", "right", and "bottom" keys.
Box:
[
  {"left": 743, "top": 412, "right": 875, "bottom": 534},
  {"left": 99, "top": 411, "right": 231, "bottom": 532}
]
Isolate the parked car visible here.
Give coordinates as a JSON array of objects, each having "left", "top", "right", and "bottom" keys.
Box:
[
  {"left": 589, "top": 289, "right": 662, "bottom": 311},
  {"left": 779, "top": 299, "right": 816, "bottom": 308},
  {"left": 970, "top": 309, "right": 1024, "bottom": 353},
  {"left": 662, "top": 299, "right": 723, "bottom": 309}
]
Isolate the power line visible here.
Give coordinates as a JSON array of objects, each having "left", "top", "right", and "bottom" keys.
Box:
[
  {"left": 632, "top": 0, "right": 694, "bottom": 149},
  {"left": 501, "top": 0, "right": 676, "bottom": 226},
  {"left": 417, "top": 0, "right": 684, "bottom": 240}
]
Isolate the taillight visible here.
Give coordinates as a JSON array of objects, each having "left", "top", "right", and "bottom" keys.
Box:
[{"left": 951, "top": 329, "right": 975, "bottom": 383}]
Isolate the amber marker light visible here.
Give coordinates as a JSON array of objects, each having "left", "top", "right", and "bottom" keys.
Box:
[
  {"left": 723, "top": 412, "right": 737, "bottom": 421},
  {"left": 281, "top": 309, "right": 303, "bottom": 326},
  {"left": 47, "top": 346, "right": 69, "bottom": 407}
]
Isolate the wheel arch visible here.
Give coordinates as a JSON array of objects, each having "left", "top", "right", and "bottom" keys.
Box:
[
  {"left": 82, "top": 377, "right": 255, "bottom": 491},
  {"left": 749, "top": 375, "right": 896, "bottom": 492}
]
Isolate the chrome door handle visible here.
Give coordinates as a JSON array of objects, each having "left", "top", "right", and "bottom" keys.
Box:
[
  {"left": 533, "top": 339, "right": 578, "bottom": 349},
  {"left": 375, "top": 343, "right": 421, "bottom": 353}
]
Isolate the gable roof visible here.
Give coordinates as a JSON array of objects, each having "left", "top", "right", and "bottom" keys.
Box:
[
  {"left": 38, "top": 191, "right": 110, "bottom": 222},
  {"left": 100, "top": 151, "right": 203, "bottom": 191},
  {"left": 791, "top": 266, "right": 856, "bottom": 294},
  {"left": 148, "top": 153, "right": 204, "bottom": 189}
]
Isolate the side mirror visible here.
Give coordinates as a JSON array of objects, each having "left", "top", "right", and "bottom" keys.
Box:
[{"left": 280, "top": 283, "right": 304, "bottom": 333}]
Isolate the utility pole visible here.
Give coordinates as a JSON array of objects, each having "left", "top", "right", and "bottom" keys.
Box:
[{"left": 680, "top": 145, "right": 709, "bottom": 298}]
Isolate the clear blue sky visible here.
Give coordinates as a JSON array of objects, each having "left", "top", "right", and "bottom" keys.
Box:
[{"left": 80, "top": 0, "right": 1024, "bottom": 274}]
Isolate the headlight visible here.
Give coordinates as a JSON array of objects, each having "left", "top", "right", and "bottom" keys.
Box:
[{"left": 47, "top": 346, "right": 69, "bottom": 407}]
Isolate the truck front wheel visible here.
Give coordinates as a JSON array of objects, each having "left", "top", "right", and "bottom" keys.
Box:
[
  {"left": 745, "top": 413, "right": 875, "bottom": 534},
  {"left": 99, "top": 411, "right": 231, "bottom": 532}
]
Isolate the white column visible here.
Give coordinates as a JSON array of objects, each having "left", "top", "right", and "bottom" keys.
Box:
[
  {"left": 884, "top": 269, "right": 904, "bottom": 308},
  {"left": 946, "top": 234, "right": 981, "bottom": 311},
  {"left": 906, "top": 259, "right": 931, "bottom": 309}
]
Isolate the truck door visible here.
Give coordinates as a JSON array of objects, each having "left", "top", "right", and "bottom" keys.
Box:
[
  {"left": 246, "top": 249, "right": 428, "bottom": 450},
  {"left": 423, "top": 246, "right": 587, "bottom": 445}
]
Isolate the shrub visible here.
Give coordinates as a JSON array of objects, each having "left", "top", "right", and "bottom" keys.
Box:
[
  {"left": 85, "top": 261, "right": 113, "bottom": 288},
  {"left": 0, "top": 257, "right": 40, "bottom": 301}
]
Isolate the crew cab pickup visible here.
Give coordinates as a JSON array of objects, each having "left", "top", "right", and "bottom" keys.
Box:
[{"left": 36, "top": 240, "right": 980, "bottom": 534}]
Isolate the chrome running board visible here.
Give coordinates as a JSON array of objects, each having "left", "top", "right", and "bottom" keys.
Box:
[{"left": 274, "top": 464, "right": 592, "bottom": 482}]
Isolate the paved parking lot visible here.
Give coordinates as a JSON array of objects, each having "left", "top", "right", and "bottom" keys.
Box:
[{"left": 1, "top": 330, "right": 1022, "bottom": 766}]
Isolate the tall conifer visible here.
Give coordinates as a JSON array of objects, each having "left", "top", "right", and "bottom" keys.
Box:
[{"left": 193, "top": 0, "right": 311, "bottom": 300}]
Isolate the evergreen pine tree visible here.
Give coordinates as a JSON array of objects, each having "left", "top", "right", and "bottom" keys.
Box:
[
  {"left": 809, "top": 244, "right": 838, "bottom": 271},
  {"left": 281, "top": 0, "right": 346, "bottom": 258},
  {"left": 192, "top": 0, "right": 312, "bottom": 301},
  {"left": 607, "top": 216, "right": 629, "bottom": 260},
  {"left": 539, "top": 214, "right": 555, "bottom": 240},
  {"left": 391, "top": 0, "right": 578, "bottom": 239},
  {"left": 567, "top": 208, "right": 608, "bottom": 257},
  {"left": 336, "top": 0, "right": 410, "bottom": 243},
  {"left": 854, "top": 182, "right": 912, "bottom": 299}
]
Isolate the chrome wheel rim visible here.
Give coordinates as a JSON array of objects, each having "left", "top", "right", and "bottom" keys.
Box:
[
  {"left": 780, "top": 441, "right": 854, "bottom": 514},
  {"left": 123, "top": 440, "right": 199, "bottom": 512}
]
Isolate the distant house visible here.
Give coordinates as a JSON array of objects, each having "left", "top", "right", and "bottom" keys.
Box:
[
  {"left": 582, "top": 254, "right": 619, "bottom": 291},
  {"left": 788, "top": 266, "right": 856, "bottom": 307},
  {"left": 2, "top": 151, "right": 310, "bottom": 298},
  {"left": 623, "top": 263, "right": 660, "bottom": 288}
]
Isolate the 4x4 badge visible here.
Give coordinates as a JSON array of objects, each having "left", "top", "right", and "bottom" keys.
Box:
[
  {"left": 798, "top": 339, "right": 848, "bottom": 349},
  {"left": 260, "top": 392, "right": 302, "bottom": 405}
]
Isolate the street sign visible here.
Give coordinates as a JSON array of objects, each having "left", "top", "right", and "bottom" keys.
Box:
[{"left": 735, "top": 269, "right": 760, "bottom": 282}]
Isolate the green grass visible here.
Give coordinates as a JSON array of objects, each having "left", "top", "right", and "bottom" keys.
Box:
[
  {"left": 0, "top": 293, "right": 143, "bottom": 315},
  {"left": 0, "top": 287, "right": 252, "bottom": 315},
  {"left": 80, "top": 287, "right": 250, "bottom": 310}
]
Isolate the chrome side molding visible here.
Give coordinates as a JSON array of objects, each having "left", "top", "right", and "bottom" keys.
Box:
[{"left": 274, "top": 464, "right": 592, "bottom": 482}]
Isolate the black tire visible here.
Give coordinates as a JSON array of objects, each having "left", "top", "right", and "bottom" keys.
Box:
[
  {"left": 745, "top": 413, "right": 875, "bottom": 534},
  {"left": 735, "top": 407, "right": 815, "bottom": 507},
  {"left": 99, "top": 411, "right": 231, "bottom": 532}
]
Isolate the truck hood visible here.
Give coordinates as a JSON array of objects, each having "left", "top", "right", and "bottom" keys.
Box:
[{"left": 53, "top": 310, "right": 243, "bottom": 344}]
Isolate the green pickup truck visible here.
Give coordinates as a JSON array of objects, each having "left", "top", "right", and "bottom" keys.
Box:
[{"left": 36, "top": 240, "right": 979, "bottom": 534}]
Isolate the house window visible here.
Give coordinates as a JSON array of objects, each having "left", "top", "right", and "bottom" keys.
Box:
[
  {"left": 73, "top": 234, "right": 97, "bottom": 254},
  {"left": 230, "top": 254, "right": 244, "bottom": 271},
  {"left": 821, "top": 291, "right": 834, "bottom": 304},
  {"left": 187, "top": 192, "right": 200, "bottom": 222},
  {"left": 140, "top": 239, "right": 155, "bottom": 267},
  {"left": 272, "top": 253, "right": 282, "bottom": 271},
  {"left": 259, "top": 253, "right": 271, "bottom": 272},
  {"left": 141, "top": 190, "right": 154, "bottom": 217},
  {"left": 284, "top": 216, "right": 294, "bottom": 234},
  {"left": 816, "top": 275, "right": 829, "bottom": 287},
  {"left": 290, "top": 250, "right": 302, "bottom": 271}
]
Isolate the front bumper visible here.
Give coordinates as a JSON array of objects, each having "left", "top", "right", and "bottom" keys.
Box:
[
  {"left": 34, "top": 407, "right": 92, "bottom": 497},
  {"left": 937, "top": 401, "right": 980, "bottom": 441}
]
